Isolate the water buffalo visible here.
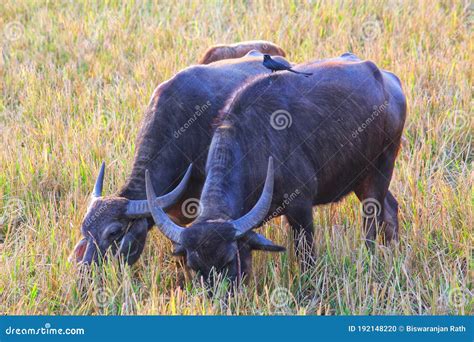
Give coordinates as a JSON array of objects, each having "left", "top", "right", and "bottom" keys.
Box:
[
  {"left": 146, "top": 53, "right": 407, "bottom": 282},
  {"left": 199, "top": 40, "right": 286, "bottom": 64},
  {"left": 70, "top": 49, "right": 290, "bottom": 265}
]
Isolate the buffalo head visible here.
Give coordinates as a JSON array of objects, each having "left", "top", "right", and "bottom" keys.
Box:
[
  {"left": 70, "top": 162, "right": 192, "bottom": 265},
  {"left": 145, "top": 157, "right": 284, "bottom": 282}
]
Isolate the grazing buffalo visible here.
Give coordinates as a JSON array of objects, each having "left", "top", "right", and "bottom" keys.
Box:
[
  {"left": 146, "top": 53, "right": 406, "bottom": 282},
  {"left": 199, "top": 40, "right": 286, "bottom": 64},
  {"left": 70, "top": 48, "right": 290, "bottom": 265}
]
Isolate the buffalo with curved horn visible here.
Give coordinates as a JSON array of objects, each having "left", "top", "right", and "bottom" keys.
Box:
[
  {"left": 70, "top": 43, "right": 289, "bottom": 265},
  {"left": 146, "top": 53, "right": 406, "bottom": 282},
  {"left": 146, "top": 157, "right": 284, "bottom": 281},
  {"left": 73, "top": 163, "right": 192, "bottom": 265}
]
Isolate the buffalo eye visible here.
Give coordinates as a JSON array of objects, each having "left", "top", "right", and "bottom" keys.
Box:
[{"left": 103, "top": 223, "right": 123, "bottom": 240}]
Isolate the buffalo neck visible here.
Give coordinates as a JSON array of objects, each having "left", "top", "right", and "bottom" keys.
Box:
[
  {"left": 117, "top": 89, "right": 209, "bottom": 200},
  {"left": 197, "top": 128, "right": 245, "bottom": 222}
]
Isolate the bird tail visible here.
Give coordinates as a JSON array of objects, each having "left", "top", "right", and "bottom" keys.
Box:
[{"left": 288, "top": 69, "right": 313, "bottom": 77}]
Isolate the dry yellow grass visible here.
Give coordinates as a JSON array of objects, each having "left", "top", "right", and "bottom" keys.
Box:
[{"left": 0, "top": 0, "right": 472, "bottom": 315}]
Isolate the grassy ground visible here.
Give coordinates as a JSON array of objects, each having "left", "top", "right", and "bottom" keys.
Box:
[{"left": 0, "top": 0, "right": 472, "bottom": 315}]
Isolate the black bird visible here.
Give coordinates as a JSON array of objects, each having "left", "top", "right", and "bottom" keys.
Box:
[{"left": 263, "top": 54, "right": 313, "bottom": 77}]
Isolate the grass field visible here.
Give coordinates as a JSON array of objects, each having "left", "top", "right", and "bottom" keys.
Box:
[{"left": 0, "top": 0, "right": 472, "bottom": 315}]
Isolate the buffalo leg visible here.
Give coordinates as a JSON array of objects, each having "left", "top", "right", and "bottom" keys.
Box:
[
  {"left": 354, "top": 176, "right": 384, "bottom": 249},
  {"left": 383, "top": 190, "right": 399, "bottom": 244},
  {"left": 285, "top": 204, "right": 315, "bottom": 270},
  {"left": 355, "top": 143, "right": 399, "bottom": 248}
]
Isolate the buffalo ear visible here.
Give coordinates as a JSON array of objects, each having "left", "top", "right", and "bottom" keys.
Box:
[
  {"left": 69, "top": 238, "right": 88, "bottom": 263},
  {"left": 244, "top": 232, "right": 285, "bottom": 252},
  {"left": 172, "top": 243, "right": 186, "bottom": 256}
]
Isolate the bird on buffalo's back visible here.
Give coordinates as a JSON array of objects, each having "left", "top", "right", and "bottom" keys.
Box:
[{"left": 263, "top": 54, "right": 313, "bottom": 77}]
